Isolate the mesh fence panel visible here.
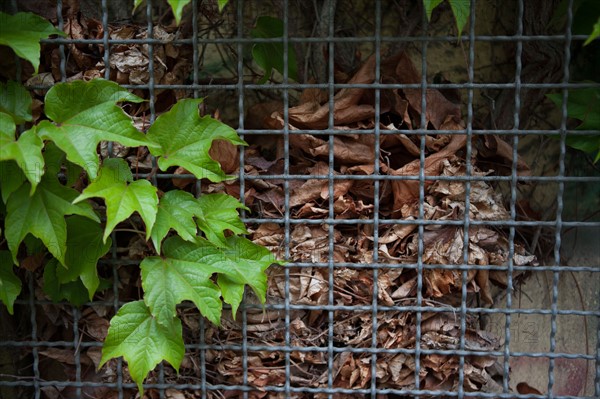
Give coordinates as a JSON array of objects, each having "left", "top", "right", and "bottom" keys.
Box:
[{"left": 1, "top": 0, "right": 599, "bottom": 398}]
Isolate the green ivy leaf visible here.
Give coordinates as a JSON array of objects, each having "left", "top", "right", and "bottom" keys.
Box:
[
  {"left": 422, "top": 0, "right": 470, "bottom": 36},
  {"left": 141, "top": 242, "right": 223, "bottom": 326},
  {"left": 0, "top": 119, "right": 45, "bottom": 193},
  {"left": 65, "top": 159, "right": 83, "bottom": 188},
  {"left": 217, "top": 274, "right": 244, "bottom": 318},
  {"left": 423, "top": 0, "right": 444, "bottom": 21},
  {"left": 167, "top": 0, "right": 191, "bottom": 25},
  {"left": 0, "top": 161, "right": 26, "bottom": 203},
  {"left": 0, "top": 129, "right": 53, "bottom": 207},
  {"left": 133, "top": 0, "right": 191, "bottom": 25},
  {"left": 0, "top": 12, "right": 66, "bottom": 73},
  {"left": 196, "top": 193, "right": 248, "bottom": 247},
  {"left": 251, "top": 16, "right": 298, "bottom": 83},
  {"left": 584, "top": 16, "right": 600, "bottom": 45},
  {"left": 36, "top": 140, "right": 83, "bottom": 188},
  {"left": 150, "top": 191, "right": 248, "bottom": 251},
  {"left": 146, "top": 98, "right": 246, "bottom": 182},
  {"left": 547, "top": 88, "right": 600, "bottom": 130},
  {"left": 563, "top": 135, "right": 600, "bottom": 161},
  {"left": 449, "top": 0, "right": 470, "bottom": 36},
  {"left": 5, "top": 172, "right": 99, "bottom": 265},
  {"left": 217, "top": 0, "right": 229, "bottom": 12},
  {"left": 0, "top": 251, "right": 21, "bottom": 314},
  {"left": 37, "top": 79, "right": 157, "bottom": 179},
  {"left": 55, "top": 216, "right": 112, "bottom": 300},
  {"left": 43, "top": 79, "right": 143, "bottom": 124},
  {"left": 213, "top": 235, "right": 276, "bottom": 305},
  {"left": 43, "top": 258, "right": 90, "bottom": 306},
  {"left": 74, "top": 158, "right": 158, "bottom": 242},
  {"left": 160, "top": 236, "right": 276, "bottom": 310},
  {"left": 0, "top": 80, "right": 33, "bottom": 124},
  {"left": 142, "top": 235, "right": 275, "bottom": 324},
  {"left": 150, "top": 190, "right": 204, "bottom": 253},
  {"left": 0, "top": 111, "right": 14, "bottom": 136},
  {"left": 42, "top": 140, "right": 68, "bottom": 176},
  {"left": 547, "top": 88, "right": 600, "bottom": 162},
  {"left": 99, "top": 300, "right": 184, "bottom": 394}
]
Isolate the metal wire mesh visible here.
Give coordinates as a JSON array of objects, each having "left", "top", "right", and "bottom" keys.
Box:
[{"left": 1, "top": 0, "right": 599, "bottom": 398}]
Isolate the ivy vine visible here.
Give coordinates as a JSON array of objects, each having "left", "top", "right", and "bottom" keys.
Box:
[{"left": 0, "top": 6, "right": 281, "bottom": 393}]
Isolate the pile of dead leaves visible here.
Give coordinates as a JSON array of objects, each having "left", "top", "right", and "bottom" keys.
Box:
[{"left": 194, "top": 52, "right": 538, "bottom": 397}]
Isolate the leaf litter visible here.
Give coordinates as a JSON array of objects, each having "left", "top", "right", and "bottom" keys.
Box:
[
  {"left": 198, "top": 52, "right": 537, "bottom": 396},
  {"left": 12, "top": 12, "right": 542, "bottom": 398}
]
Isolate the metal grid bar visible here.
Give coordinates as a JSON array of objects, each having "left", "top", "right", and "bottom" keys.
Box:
[
  {"left": 1, "top": 0, "right": 598, "bottom": 398},
  {"left": 371, "top": 1, "right": 382, "bottom": 397},
  {"left": 505, "top": 3, "right": 524, "bottom": 392},
  {"left": 282, "top": 2, "right": 292, "bottom": 398},
  {"left": 414, "top": 0, "right": 428, "bottom": 393},
  {"left": 0, "top": 341, "right": 597, "bottom": 361},
  {"left": 38, "top": 34, "right": 596, "bottom": 44},
  {"left": 548, "top": 0, "right": 574, "bottom": 397},
  {"left": 23, "top": 82, "right": 600, "bottom": 90},
  {"left": 326, "top": 1, "right": 336, "bottom": 398},
  {"left": 458, "top": 1, "right": 476, "bottom": 396},
  {"left": 235, "top": 1, "right": 250, "bottom": 398}
]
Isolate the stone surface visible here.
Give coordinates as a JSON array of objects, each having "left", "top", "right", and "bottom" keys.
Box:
[{"left": 487, "top": 225, "right": 599, "bottom": 396}]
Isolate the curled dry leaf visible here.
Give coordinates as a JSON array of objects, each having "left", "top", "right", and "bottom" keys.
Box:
[
  {"left": 477, "top": 134, "right": 531, "bottom": 176},
  {"left": 384, "top": 121, "right": 466, "bottom": 219},
  {"left": 384, "top": 52, "right": 462, "bottom": 129},
  {"left": 284, "top": 55, "right": 377, "bottom": 130},
  {"left": 209, "top": 139, "right": 240, "bottom": 174}
]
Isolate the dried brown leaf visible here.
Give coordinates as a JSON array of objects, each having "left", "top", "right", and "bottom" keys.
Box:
[
  {"left": 209, "top": 139, "right": 239, "bottom": 174},
  {"left": 386, "top": 125, "right": 466, "bottom": 218}
]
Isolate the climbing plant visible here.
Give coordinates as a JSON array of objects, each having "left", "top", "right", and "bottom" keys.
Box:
[{"left": 0, "top": 7, "right": 280, "bottom": 393}]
